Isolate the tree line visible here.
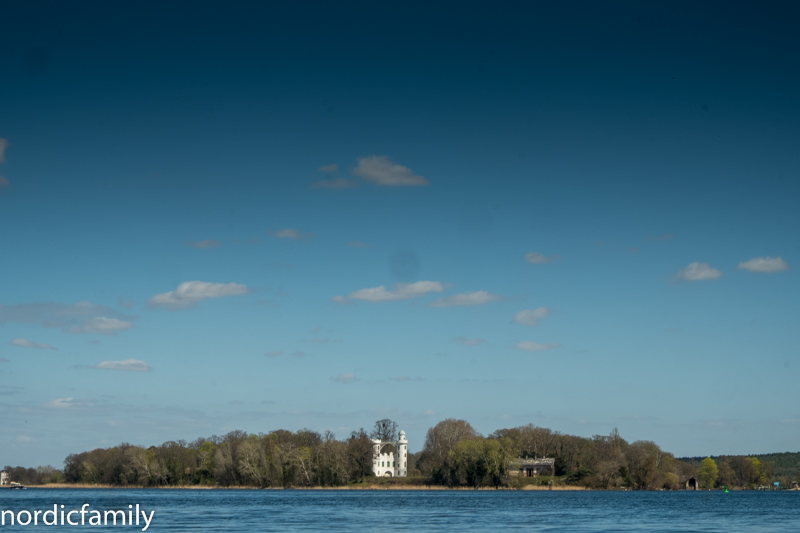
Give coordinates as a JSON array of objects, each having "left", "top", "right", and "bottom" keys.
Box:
[{"left": 6, "top": 419, "right": 798, "bottom": 489}]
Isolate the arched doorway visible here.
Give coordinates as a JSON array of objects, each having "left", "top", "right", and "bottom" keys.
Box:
[{"left": 384, "top": 471, "right": 393, "bottom": 477}]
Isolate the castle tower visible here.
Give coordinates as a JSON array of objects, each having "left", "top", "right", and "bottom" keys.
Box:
[{"left": 397, "top": 430, "right": 408, "bottom": 477}]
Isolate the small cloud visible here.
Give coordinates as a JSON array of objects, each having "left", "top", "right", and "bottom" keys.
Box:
[
  {"left": 291, "top": 350, "right": 309, "bottom": 358},
  {"left": 46, "top": 397, "right": 78, "bottom": 408},
  {"left": 452, "top": 337, "right": 486, "bottom": 346},
  {"left": 0, "top": 357, "right": 9, "bottom": 363},
  {"left": 117, "top": 297, "right": 135, "bottom": 309},
  {"left": 352, "top": 155, "right": 429, "bottom": 186},
  {"left": 0, "top": 301, "right": 133, "bottom": 332},
  {"left": 675, "top": 262, "right": 722, "bottom": 282},
  {"left": 318, "top": 163, "right": 338, "bottom": 173},
  {"left": 311, "top": 178, "right": 359, "bottom": 189},
  {"left": 0, "top": 138, "right": 7, "bottom": 163},
  {"left": 429, "top": 290, "right": 501, "bottom": 307},
  {"left": 95, "top": 359, "right": 151, "bottom": 372},
  {"left": 17, "top": 435, "right": 34, "bottom": 442},
  {"left": 330, "top": 295, "right": 354, "bottom": 305},
  {"left": 331, "top": 373, "right": 358, "bottom": 383},
  {"left": 185, "top": 239, "right": 220, "bottom": 249},
  {"left": 738, "top": 256, "right": 789, "bottom": 273},
  {"left": 423, "top": 409, "right": 437, "bottom": 416},
  {"left": 269, "top": 228, "right": 314, "bottom": 240},
  {"left": 346, "top": 280, "right": 444, "bottom": 302},
  {"left": 646, "top": 233, "right": 674, "bottom": 243},
  {"left": 514, "top": 341, "right": 559, "bottom": 352},
  {"left": 148, "top": 281, "right": 250, "bottom": 309},
  {"left": 69, "top": 317, "right": 133, "bottom": 335},
  {"left": 434, "top": 352, "right": 447, "bottom": 357},
  {"left": 264, "top": 350, "right": 283, "bottom": 357},
  {"left": 525, "top": 252, "right": 561, "bottom": 264},
  {"left": 513, "top": 307, "right": 551, "bottom": 327},
  {"left": 10, "top": 338, "right": 56, "bottom": 350},
  {"left": 349, "top": 241, "right": 371, "bottom": 248}
]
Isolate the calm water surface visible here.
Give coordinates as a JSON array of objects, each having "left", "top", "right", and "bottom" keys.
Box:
[{"left": 1, "top": 489, "right": 798, "bottom": 532}]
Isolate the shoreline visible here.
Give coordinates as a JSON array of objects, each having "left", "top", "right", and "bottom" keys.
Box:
[{"left": 29, "top": 483, "right": 588, "bottom": 491}]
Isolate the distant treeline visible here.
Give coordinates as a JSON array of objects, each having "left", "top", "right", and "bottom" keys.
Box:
[
  {"left": 7, "top": 420, "right": 800, "bottom": 489},
  {"left": 679, "top": 452, "right": 800, "bottom": 487}
]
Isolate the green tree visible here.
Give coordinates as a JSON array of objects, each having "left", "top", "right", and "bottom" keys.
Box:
[{"left": 697, "top": 457, "right": 718, "bottom": 489}]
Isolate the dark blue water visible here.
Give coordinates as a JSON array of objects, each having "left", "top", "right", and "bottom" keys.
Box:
[{"left": 1, "top": 489, "right": 798, "bottom": 532}]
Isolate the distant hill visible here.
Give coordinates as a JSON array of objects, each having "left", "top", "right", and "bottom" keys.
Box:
[{"left": 679, "top": 451, "right": 800, "bottom": 478}]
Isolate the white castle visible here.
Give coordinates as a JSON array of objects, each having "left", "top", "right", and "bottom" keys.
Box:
[{"left": 372, "top": 430, "right": 408, "bottom": 477}]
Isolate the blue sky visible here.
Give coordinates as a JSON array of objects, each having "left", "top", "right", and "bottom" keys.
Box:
[{"left": 1, "top": 1, "right": 799, "bottom": 466}]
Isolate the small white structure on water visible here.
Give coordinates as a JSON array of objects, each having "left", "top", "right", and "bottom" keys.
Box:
[
  {"left": 0, "top": 471, "right": 8, "bottom": 486},
  {"left": 372, "top": 430, "right": 408, "bottom": 477}
]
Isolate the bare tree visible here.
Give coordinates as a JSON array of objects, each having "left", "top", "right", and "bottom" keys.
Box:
[{"left": 370, "top": 419, "right": 399, "bottom": 442}]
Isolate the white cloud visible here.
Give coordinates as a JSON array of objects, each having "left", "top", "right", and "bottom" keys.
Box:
[
  {"left": 0, "top": 138, "right": 7, "bottom": 163},
  {"left": 525, "top": 252, "right": 561, "bottom": 264},
  {"left": 264, "top": 350, "right": 283, "bottom": 357},
  {"left": 738, "top": 256, "right": 789, "bottom": 273},
  {"left": 17, "top": 435, "right": 34, "bottom": 442},
  {"left": 349, "top": 241, "right": 371, "bottom": 248},
  {"left": 453, "top": 337, "right": 486, "bottom": 346},
  {"left": 330, "top": 295, "right": 353, "bottom": 305},
  {"left": 311, "top": 178, "right": 359, "bottom": 189},
  {"left": 513, "top": 307, "right": 551, "bottom": 326},
  {"left": 0, "top": 301, "right": 135, "bottom": 333},
  {"left": 352, "top": 155, "right": 429, "bottom": 186},
  {"left": 318, "top": 163, "right": 338, "bottom": 173},
  {"left": 148, "top": 281, "right": 250, "bottom": 309},
  {"left": 45, "top": 397, "right": 94, "bottom": 408},
  {"left": 10, "top": 338, "right": 56, "bottom": 350},
  {"left": 95, "top": 359, "right": 151, "bottom": 372},
  {"left": 269, "top": 228, "right": 314, "bottom": 240},
  {"left": 46, "top": 397, "right": 75, "bottom": 408},
  {"left": 331, "top": 373, "right": 359, "bottom": 383},
  {"left": 514, "top": 341, "right": 559, "bottom": 352},
  {"left": 69, "top": 317, "right": 133, "bottom": 335},
  {"left": 185, "top": 239, "right": 220, "bottom": 249},
  {"left": 291, "top": 351, "right": 309, "bottom": 358},
  {"left": 346, "top": 281, "right": 444, "bottom": 302},
  {"left": 675, "top": 262, "right": 722, "bottom": 281},
  {"left": 429, "top": 290, "right": 500, "bottom": 307}
]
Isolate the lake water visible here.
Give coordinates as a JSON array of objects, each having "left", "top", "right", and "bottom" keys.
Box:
[{"left": 1, "top": 489, "right": 798, "bottom": 532}]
